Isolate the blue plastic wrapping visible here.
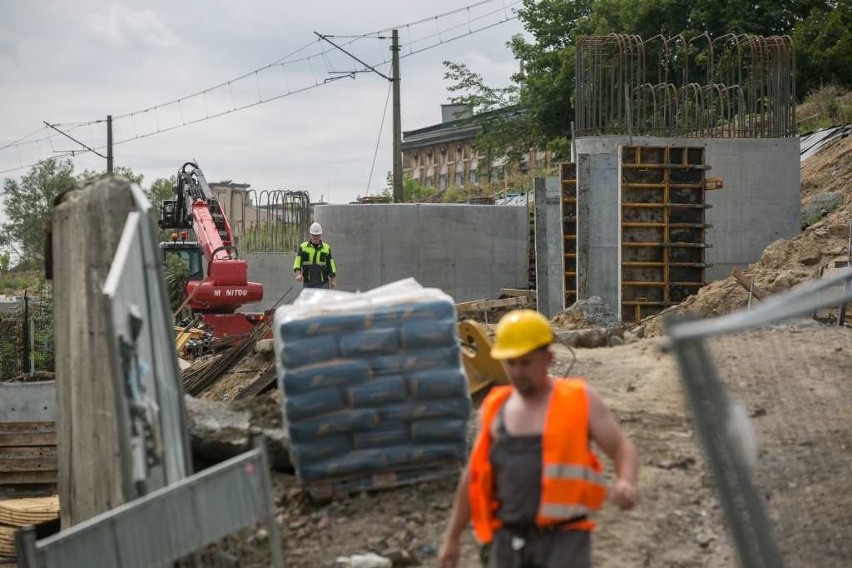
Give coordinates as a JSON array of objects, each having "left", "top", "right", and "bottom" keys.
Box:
[
  {"left": 410, "top": 419, "right": 468, "bottom": 442},
  {"left": 377, "top": 398, "right": 471, "bottom": 423},
  {"left": 400, "top": 318, "right": 458, "bottom": 349},
  {"left": 282, "top": 360, "right": 372, "bottom": 395},
  {"left": 407, "top": 369, "right": 468, "bottom": 400},
  {"left": 288, "top": 409, "right": 380, "bottom": 443},
  {"left": 339, "top": 328, "right": 400, "bottom": 357},
  {"left": 284, "top": 387, "right": 345, "bottom": 421},
  {"left": 352, "top": 427, "right": 410, "bottom": 450},
  {"left": 273, "top": 278, "right": 471, "bottom": 491},
  {"left": 279, "top": 313, "right": 366, "bottom": 340},
  {"left": 346, "top": 375, "right": 408, "bottom": 407},
  {"left": 299, "top": 448, "right": 389, "bottom": 481},
  {"left": 369, "top": 346, "right": 461, "bottom": 376},
  {"left": 280, "top": 335, "right": 339, "bottom": 369},
  {"left": 289, "top": 434, "right": 353, "bottom": 465}
]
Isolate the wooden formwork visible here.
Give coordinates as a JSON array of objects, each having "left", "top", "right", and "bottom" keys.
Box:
[
  {"left": 560, "top": 163, "right": 578, "bottom": 307},
  {"left": 0, "top": 422, "right": 57, "bottom": 487},
  {"left": 620, "top": 146, "right": 710, "bottom": 323}
]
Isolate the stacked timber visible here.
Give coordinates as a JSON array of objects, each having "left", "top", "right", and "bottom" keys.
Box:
[
  {"left": 0, "top": 496, "right": 60, "bottom": 557},
  {"left": 0, "top": 422, "right": 57, "bottom": 487}
]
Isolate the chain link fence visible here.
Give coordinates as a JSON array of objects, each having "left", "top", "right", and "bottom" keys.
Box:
[
  {"left": 0, "top": 285, "right": 54, "bottom": 380},
  {"left": 666, "top": 268, "right": 852, "bottom": 567}
]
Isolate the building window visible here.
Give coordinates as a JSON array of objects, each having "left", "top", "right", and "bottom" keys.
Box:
[
  {"left": 439, "top": 174, "right": 448, "bottom": 191},
  {"left": 425, "top": 176, "right": 434, "bottom": 188},
  {"left": 454, "top": 171, "right": 463, "bottom": 187},
  {"left": 469, "top": 170, "right": 478, "bottom": 186}
]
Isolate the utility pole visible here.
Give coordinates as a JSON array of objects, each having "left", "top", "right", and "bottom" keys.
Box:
[
  {"left": 107, "top": 115, "right": 114, "bottom": 173},
  {"left": 315, "top": 30, "right": 404, "bottom": 202},
  {"left": 391, "top": 29, "right": 402, "bottom": 202}
]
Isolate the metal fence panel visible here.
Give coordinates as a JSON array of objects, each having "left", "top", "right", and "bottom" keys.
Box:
[
  {"left": 0, "top": 289, "right": 54, "bottom": 380},
  {"left": 666, "top": 267, "right": 852, "bottom": 568},
  {"left": 19, "top": 441, "right": 282, "bottom": 568}
]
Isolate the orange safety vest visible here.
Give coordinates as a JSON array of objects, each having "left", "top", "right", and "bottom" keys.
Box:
[{"left": 468, "top": 379, "right": 607, "bottom": 544}]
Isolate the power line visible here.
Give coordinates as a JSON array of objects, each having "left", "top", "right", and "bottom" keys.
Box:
[
  {"left": 366, "top": 81, "right": 393, "bottom": 195},
  {"left": 43, "top": 122, "right": 106, "bottom": 159},
  {"left": 0, "top": 127, "right": 49, "bottom": 151},
  {"left": 0, "top": 0, "right": 522, "bottom": 175}
]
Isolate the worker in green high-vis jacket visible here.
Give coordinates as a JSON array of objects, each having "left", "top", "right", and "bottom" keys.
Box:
[{"left": 293, "top": 222, "right": 337, "bottom": 289}]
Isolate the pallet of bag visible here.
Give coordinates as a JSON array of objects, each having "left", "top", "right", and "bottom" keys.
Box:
[{"left": 274, "top": 280, "right": 470, "bottom": 498}]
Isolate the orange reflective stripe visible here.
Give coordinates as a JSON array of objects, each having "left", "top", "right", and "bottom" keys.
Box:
[{"left": 543, "top": 464, "right": 605, "bottom": 485}]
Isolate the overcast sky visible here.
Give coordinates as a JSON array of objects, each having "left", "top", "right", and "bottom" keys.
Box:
[{"left": 0, "top": 1, "right": 525, "bottom": 214}]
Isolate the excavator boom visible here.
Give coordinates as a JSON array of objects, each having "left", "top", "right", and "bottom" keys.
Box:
[{"left": 160, "top": 161, "right": 264, "bottom": 339}]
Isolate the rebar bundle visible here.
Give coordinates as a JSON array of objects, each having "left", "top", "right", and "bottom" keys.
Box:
[
  {"left": 575, "top": 34, "right": 795, "bottom": 138},
  {"left": 230, "top": 189, "right": 312, "bottom": 254}
]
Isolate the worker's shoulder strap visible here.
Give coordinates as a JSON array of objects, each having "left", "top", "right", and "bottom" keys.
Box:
[{"left": 480, "top": 386, "right": 513, "bottom": 430}]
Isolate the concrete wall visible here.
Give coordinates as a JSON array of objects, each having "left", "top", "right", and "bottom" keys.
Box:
[
  {"left": 574, "top": 136, "right": 800, "bottom": 281},
  {"left": 576, "top": 153, "right": 621, "bottom": 309},
  {"left": 534, "top": 177, "right": 564, "bottom": 318},
  {"left": 243, "top": 252, "right": 299, "bottom": 312},
  {"left": 294, "top": 204, "right": 528, "bottom": 303}
]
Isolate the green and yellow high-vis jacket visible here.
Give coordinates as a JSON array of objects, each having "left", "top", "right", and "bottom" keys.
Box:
[{"left": 293, "top": 241, "right": 336, "bottom": 286}]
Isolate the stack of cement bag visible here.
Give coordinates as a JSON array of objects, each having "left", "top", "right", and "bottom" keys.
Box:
[{"left": 273, "top": 279, "right": 470, "bottom": 493}]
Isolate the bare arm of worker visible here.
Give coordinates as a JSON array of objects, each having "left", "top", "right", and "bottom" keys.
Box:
[
  {"left": 438, "top": 464, "right": 471, "bottom": 568},
  {"left": 294, "top": 269, "right": 303, "bottom": 283},
  {"left": 587, "top": 386, "right": 639, "bottom": 510}
]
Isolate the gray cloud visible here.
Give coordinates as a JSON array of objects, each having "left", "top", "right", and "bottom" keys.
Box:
[
  {"left": 1, "top": 0, "right": 525, "bottom": 209},
  {"left": 88, "top": 4, "right": 183, "bottom": 49}
]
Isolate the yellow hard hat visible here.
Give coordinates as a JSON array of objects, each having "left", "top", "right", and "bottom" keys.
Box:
[{"left": 490, "top": 309, "right": 553, "bottom": 360}]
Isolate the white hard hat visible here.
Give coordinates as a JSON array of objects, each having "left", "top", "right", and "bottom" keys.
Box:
[{"left": 309, "top": 222, "right": 323, "bottom": 235}]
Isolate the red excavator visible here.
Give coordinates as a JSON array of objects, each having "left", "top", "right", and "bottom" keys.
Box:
[{"left": 159, "top": 161, "right": 264, "bottom": 340}]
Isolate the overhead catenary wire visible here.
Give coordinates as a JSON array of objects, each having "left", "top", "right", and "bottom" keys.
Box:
[
  {"left": 366, "top": 81, "right": 394, "bottom": 195},
  {"left": 0, "top": 0, "right": 521, "bottom": 175}
]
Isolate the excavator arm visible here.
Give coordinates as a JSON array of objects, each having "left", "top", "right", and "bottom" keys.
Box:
[{"left": 160, "top": 162, "right": 263, "bottom": 316}]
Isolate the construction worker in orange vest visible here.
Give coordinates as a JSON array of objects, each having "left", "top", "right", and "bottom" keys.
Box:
[{"left": 439, "top": 309, "right": 639, "bottom": 568}]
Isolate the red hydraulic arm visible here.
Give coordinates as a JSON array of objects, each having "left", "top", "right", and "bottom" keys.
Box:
[{"left": 165, "top": 162, "right": 263, "bottom": 314}]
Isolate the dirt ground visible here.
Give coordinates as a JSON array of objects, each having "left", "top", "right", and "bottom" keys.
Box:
[
  {"left": 5, "top": 133, "right": 846, "bottom": 567},
  {"left": 186, "top": 133, "right": 852, "bottom": 567},
  {"left": 198, "top": 320, "right": 852, "bottom": 568}
]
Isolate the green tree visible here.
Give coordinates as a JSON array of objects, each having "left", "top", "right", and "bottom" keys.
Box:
[
  {"left": 147, "top": 176, "right": 177, "bottom": 230},
  {"left": 77, "top": 166, "right": 144, "bottom": 186},
  {"left": 446, "top": 0, "right": 842, "bottom": 160},
  {"left": 794, "top": 0, "right": 852, "bottom": 98},
  {"left": 1, "top": 159, "right": 76, "bottom": 265},
  {"left": 381, "top": 172, "right": 436, "bottom": 203},
  {"left": 442, "top": 62, "right": 537, "bottom": 165}
]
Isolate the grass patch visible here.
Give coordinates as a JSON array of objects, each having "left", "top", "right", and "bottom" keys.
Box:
[
  {"left": 798, "top": 85, "right": 852, "bottom": 134},
  {"left": 0, "top": 270, "right": 43, "bottom": 296}
]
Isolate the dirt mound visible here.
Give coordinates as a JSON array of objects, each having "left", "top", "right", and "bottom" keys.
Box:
[
  {"left": 552, "top": 295, "right": 620, "bottom": 329},
  {"left": 637, "top": 136, "right": 852, "bottom": 337}
]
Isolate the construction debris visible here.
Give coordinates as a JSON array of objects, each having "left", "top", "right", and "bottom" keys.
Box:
[
  {"left": 455, "top": 296, "right": 529, "bottom": 314},
  {"left": 181, "top": 321, "right": 270, "bottom": 396},
  {"left": 552, "top": 296, "right": 620, "bottom": 329},
  {"left": 184, "top": 396, "right": 291, "bottom": 472}
]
